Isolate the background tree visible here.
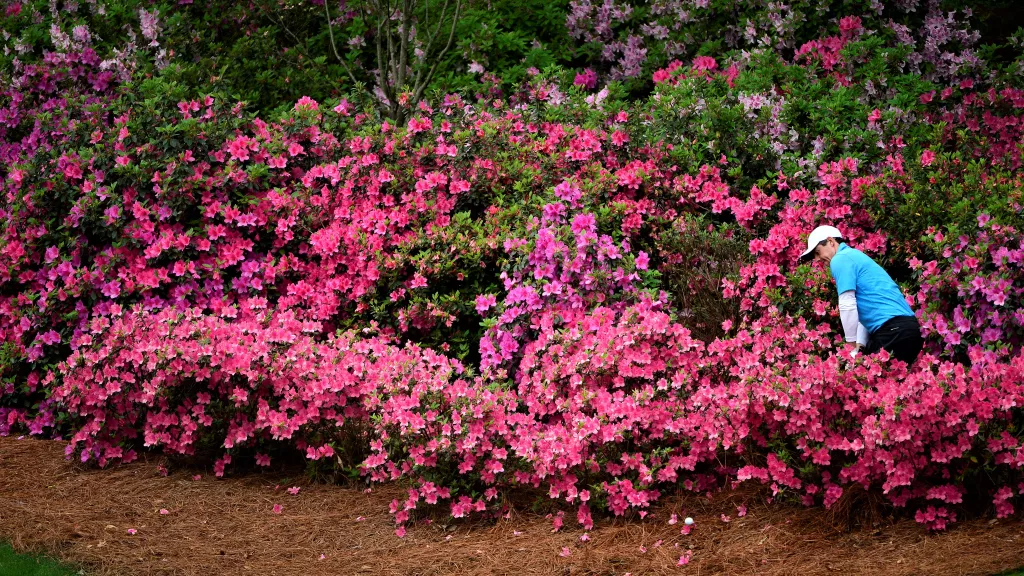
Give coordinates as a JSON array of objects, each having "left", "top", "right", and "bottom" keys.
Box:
[
  {"left": 258, "top": 0, "right": 464, "bottom": 123},
  {"left": 337, "top": 0, "right": 461, "bottom": 123}
]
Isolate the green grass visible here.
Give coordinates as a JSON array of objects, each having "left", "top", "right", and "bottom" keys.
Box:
[{"left": 0, "top": 542, "right": 84, "bottom": 576}]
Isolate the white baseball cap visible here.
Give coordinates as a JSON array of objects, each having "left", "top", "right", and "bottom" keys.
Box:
[{"left": 799, "top": 225, "right": 844, "bottom": 261}]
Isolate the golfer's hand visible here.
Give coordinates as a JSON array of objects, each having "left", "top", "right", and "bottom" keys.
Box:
[{"left": 847, "top": 342, "right": 862, "bottom": 360}]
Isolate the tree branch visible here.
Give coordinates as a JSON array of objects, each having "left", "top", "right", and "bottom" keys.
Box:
[
  {"left": 255, "top": 0, "right": 337, "bottom": 81},
  {"left": 412, "top": 0, "right": 461, "bottom": 105},
  {"left": 368, "top": 1, "right": 392, "bottom": 105},
  {"left": 412, "top": 0, "right": 450, "bottom": 91},
  {"left": 397, "top": 0, "right": 413, "bottom": 92},
  {"left": 386, "top": 0, "right": 399, "bottom": 94},
  {"left": 324, "top": 0, "right": 364, "bottom": 90}
]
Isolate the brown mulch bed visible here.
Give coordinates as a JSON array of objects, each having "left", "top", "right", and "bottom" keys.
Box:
[{"left": 1, "top": 437, "right": 1023, "bottom": 575}]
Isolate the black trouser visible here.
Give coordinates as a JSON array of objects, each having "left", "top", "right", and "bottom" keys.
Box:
[{"left": 864, "top": 315, "right": 923, "bottom": 366}]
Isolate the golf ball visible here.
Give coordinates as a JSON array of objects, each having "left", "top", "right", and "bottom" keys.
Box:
[{"left": 684, "top": 517, "right": 694, "bottom": 525}]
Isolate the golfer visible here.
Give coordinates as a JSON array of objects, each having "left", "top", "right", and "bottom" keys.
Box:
[{"left": 799, "top": 225, "right": 923, "bottom": 366}]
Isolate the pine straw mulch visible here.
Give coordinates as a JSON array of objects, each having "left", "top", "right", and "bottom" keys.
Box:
[{"left": 1, "top": 437, "right": 1023, "bottom": 576}]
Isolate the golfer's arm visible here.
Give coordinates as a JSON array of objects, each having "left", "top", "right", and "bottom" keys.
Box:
[{"left": 838, "top": 290, "right": 861, "bottom": 344}]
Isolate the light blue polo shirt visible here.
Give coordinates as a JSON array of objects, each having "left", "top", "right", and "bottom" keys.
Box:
[{"left": 829, "top": 243, "right": 914, "bottom": 333}]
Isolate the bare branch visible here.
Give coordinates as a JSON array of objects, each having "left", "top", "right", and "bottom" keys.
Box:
[
  {"left": 324, "top": 0, "right": 364, "bottom": 90},
  {"left": 254, "top": 0, "right": 337, "bottom": 82},
  {"left": 412, "top": 0, "right": 461, "bottom": 105},
  {"left": 386, "top": 0, "right": 399, "bottom": 91},
  {"left": 379, "top": 0, "right": 403, "bottom": 118},
  {"left": 412, "top": 0, "right": 450, "bottom": 91},
  {"left": 425, "top": 0, "right": 451, "bottom": 62},
  {"left": 369, "top": 2, "right": 391, "bottom": 103},
  {"left": 397, "top": 0, "right": 413, "bottom": 91}
]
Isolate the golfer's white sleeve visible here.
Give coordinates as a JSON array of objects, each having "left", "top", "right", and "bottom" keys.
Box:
[
  {"left": 838, "top": 290, "right": 859, "bottom": 343},
  {"left": 856, "top": 322, "right": 869, "bottom": 347}
]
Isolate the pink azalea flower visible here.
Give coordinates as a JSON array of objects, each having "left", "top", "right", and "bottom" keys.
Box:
[
  {"left": 101, "top": 280, "right": 121, "bottom": 299},
  {"left": 692, "top": 55, "right": 718, "bottom": 71},
  {"left": 294, "top": 96, "right": 319, "bottom": 111},
  {"left": 475, "top": 294, "right": 497, "bottom": 314},
  {"left": 921, "top": 149, "right": 936, "bottom": 167},
  {"left": 635, "top": 251, "right": 649, "bottom": 270},
  {"left": 333, "top": 99, "right": 353, "bottom": 115},
  {"left": 573, "top": 69, "right": 598, "bottom": 90}
]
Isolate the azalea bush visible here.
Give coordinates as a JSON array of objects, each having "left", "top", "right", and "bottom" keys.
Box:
[
  {"left": 565, "top": 0, "right": 1023, "bottom": 93},
  {"left": 3, "top": 0, "right": 1024, "bottom": 535}
]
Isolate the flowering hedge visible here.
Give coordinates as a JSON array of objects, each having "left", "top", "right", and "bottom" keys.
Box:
[{"left": 3, "top": 0, "right": 1024, "bottom": 534}]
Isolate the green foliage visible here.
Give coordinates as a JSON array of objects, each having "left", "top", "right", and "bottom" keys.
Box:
[
  {"left": 164, "top": 0, "right": 576, "bottom": 115},
  {"left": 0, "top": 542, "right": 83, "bottom": 576},
  {"left": 864, "top": 139, "right": 1024, "bottom": 264},
  {"left": 446, "top": 0, "right": 575, "bottom": 90},
  {"left": 655, "top": 215, "right": 748, "bottom": 342}
]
